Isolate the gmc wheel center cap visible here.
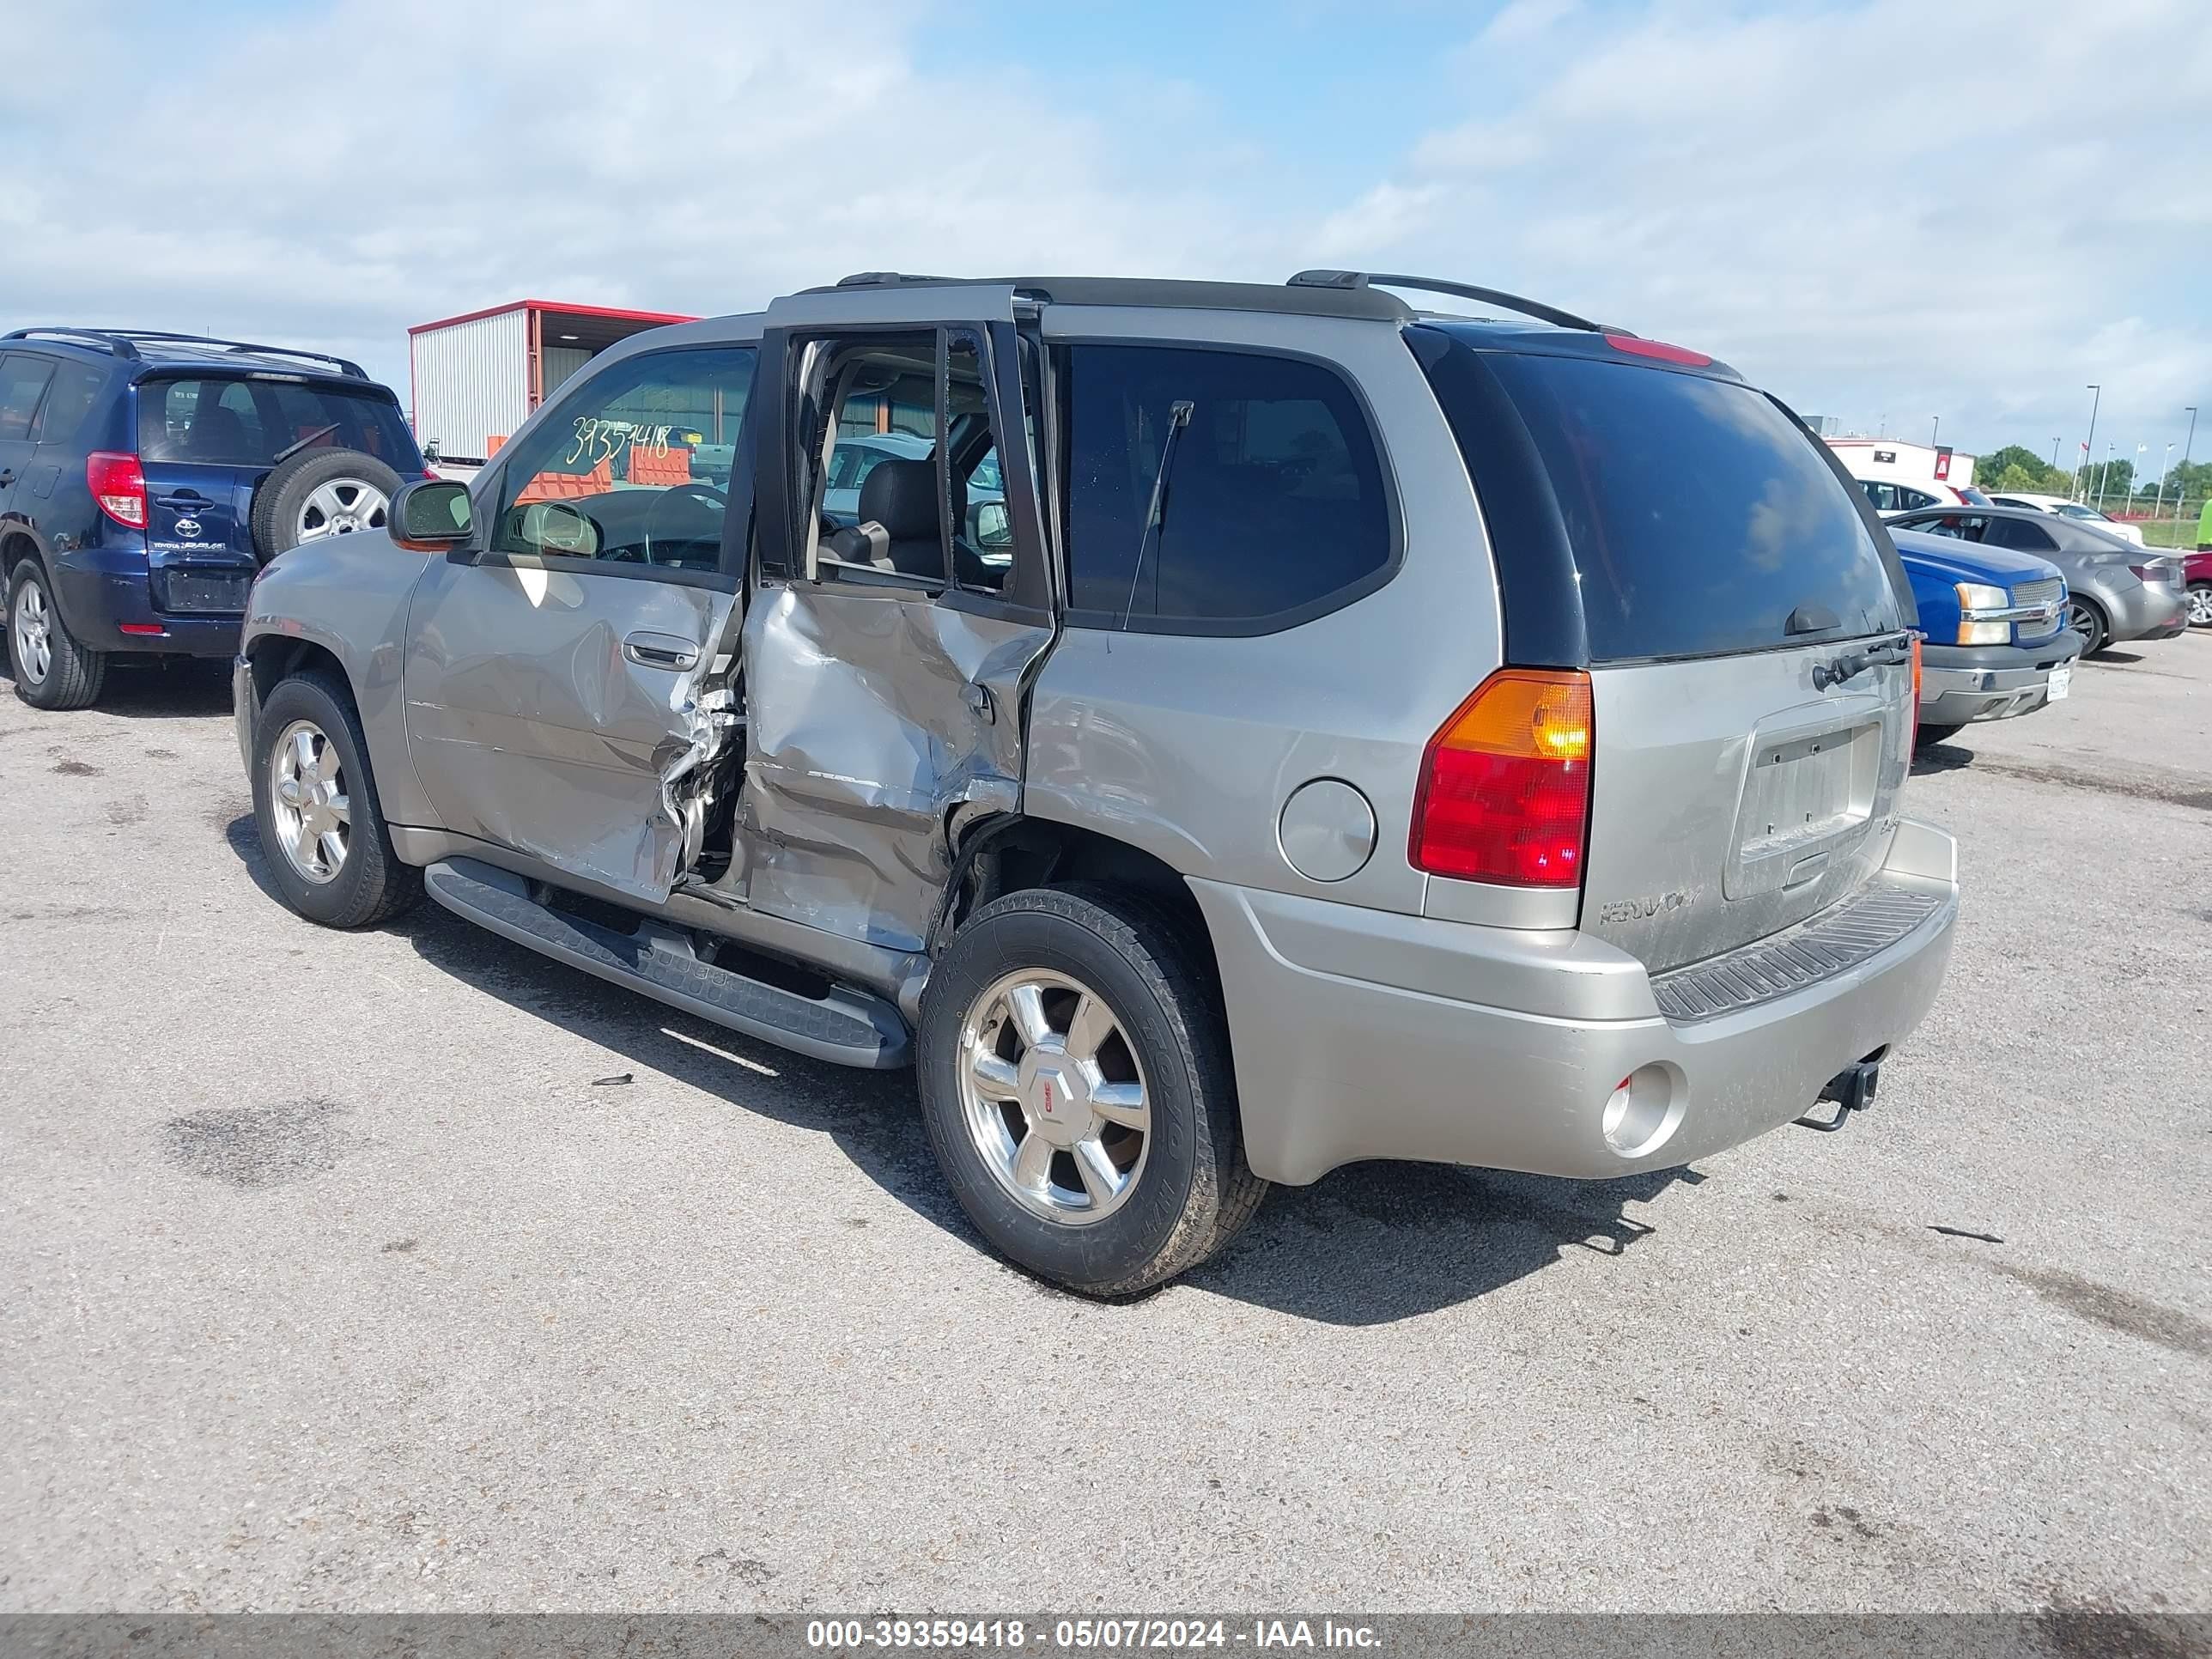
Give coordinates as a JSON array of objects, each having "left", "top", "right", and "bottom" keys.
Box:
[{"left": 1018, "top": 1049, "right": 1091, "bottom": 1147}]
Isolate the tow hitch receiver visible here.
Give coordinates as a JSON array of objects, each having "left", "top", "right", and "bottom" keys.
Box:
[{"left": 1796, "top": 1054, "right": 1884, "bottom": 1133}]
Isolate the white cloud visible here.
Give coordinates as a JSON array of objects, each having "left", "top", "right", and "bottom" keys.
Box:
[
  {"left": 3, "top": 0, "right": 2205, "bottom": 462},
  {"left": 1308, "top": 0, "right": 2212, "bottom": 454}
]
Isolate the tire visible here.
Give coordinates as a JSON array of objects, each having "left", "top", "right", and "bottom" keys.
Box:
[
  {"left": 2187, "top": 582, "right": 2212, "bottom": 629},
  {"left": 249, "top": 671, "right": 422, "bottom": 928},
  {"left": 249, "top": 447, "right": 404, "bottom": 561},
  {"left": 2067, "top": 596, "right": 2108, "bottom": 658},
  {"left": 7, "top": 559, "right": 106, "bottom": 710},
  {"left": 1916, "top": 722, "right": 1967, "bottom": 748},
  {"left": 917, "top": 884, "right": 1267, "bottom": 1296}
]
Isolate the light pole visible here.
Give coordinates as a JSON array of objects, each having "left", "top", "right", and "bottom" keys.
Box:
[
  {"left": 2079, "top": 384, "right": 2100, "bottom": 501},
  {"left": 2051, "top": 438, "right": 2063, "bottom": 470},
  {"left": 1930, "top": 416, "right": 1940, "bottom": 447},
  {"left": 2154, "top": 443, "right": 2173, "bottom": 518},
  {"left": 2179, "top": 406, "right": 2199, "bottom": 528},
  {"left": 2097, "top": 441, "right": 2115, "bottom": 510}
]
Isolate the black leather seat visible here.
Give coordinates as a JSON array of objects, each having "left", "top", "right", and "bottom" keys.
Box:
[
  {"left": 185, "top": 405, "right": 251, "bottom": 462},
  {"left": 855, "top": 457, "right": 955, "bottom": 579}
]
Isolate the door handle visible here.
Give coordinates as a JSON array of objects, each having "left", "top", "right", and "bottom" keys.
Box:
[
  {"left": 963, "top": 683, "right": 995, "bottom": 723},
  {"left": 623, "top": 632, "right": 700, "bottom": 672},
  {"left": 0, "top": 469, "right": 15, "bottom": 488},
  {"left": 153, "top": 492, "right": 210, "bottom": 508}
]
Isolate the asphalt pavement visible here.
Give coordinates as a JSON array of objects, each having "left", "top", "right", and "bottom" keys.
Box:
[{"left": 1, "top": 632, "right": 2206, "bottom": 1615}]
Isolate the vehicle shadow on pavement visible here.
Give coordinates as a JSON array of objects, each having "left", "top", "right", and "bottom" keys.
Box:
[
  {"left": 221, "top": 811, "right": 1694, "bottom": 1325},
  {"left": 1911, "top": 742, "right": 1977, "bottom": 775},
  {"left": 0, "top": 656, "right": 234, "bottom": 720}
]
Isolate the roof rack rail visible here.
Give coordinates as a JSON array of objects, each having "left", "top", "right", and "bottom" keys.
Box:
[
  {"left": 3, "top": 327, "right": 143, "bottom": 360},
  {"left": 1285, "top": 270, "right": 1620, "bottom": 335},
  {"left": 832, "top": 271, "right": 960, "bottom": 289},
  {"left": 88, "top": 330, "right": 368, "bottom": 379}
]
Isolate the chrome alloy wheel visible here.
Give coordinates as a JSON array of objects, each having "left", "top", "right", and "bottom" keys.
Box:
[
  {"left": 11, "top": 578, "right": 52, "bottom": 684},
  {"left": 295, "top": 479, "right": 389, "bottom": 542},
  {"left": 957, "top": 969, "right": 1152, "bottom": 1225},
  {"left": 2188, "top": 586, "right": 2212, "bottom": 628},
  {"left": 269, "top": 719, "right": 350, "bottom": 884}
]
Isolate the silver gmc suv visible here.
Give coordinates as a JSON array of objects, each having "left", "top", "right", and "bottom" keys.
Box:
[{"left": 234, "top": 271, "right": 1960, "bottom": 1295}]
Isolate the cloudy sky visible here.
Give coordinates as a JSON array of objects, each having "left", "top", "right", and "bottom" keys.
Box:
[{"left": 4, "top": 0, "right": 2207, "bottom": 471}]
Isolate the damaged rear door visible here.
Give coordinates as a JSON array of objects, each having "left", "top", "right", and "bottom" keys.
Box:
[
  {"left": 738, "top": 283, "right": 1057, "bottom": 951},
  {"left": 401, "top": 337, "right": 758, "bottom": 902}
]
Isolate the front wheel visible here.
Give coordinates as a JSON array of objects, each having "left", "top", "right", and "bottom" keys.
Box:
[
  {"left": 2187, "top": 582, "right": 2212, "bottom": 629},
  {"left": 250, "top": 672, "right": 422, "bottom": 928},
  {"left": 917, "top": 885, "right": 1267, "bottom": 1296}
]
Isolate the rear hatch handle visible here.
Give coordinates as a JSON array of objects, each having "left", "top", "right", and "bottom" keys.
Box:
[{"left": 1811, "top": 629, "right": 1913, "bottom": 691}]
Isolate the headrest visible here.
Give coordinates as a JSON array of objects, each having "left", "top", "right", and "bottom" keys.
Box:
[{"left": 858, "top": 456, "right": 961, "bottom": 542}]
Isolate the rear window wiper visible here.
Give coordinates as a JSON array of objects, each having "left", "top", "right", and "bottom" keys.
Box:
[
  {"left": 271, "top": 422, "right": 341, "bottom": 465},
  {"left": 1811, "top": 629, "right": 1913, "bottom": 690}
]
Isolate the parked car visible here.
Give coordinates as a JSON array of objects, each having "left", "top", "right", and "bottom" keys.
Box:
[
  {"left": 234, "top": 270, "right": 1959, "bottom": 1295},
  {"left": 1890, "top": 527, "right": 2080, "bottom": 744},
  {"left": 2185, "top": 546, "right": 2211, "bottom": 629},
  {"left": 1854, "top": 476, "right": 1981, "bottom": 515},
  {"left": 1887, "top": 505, "right": 2188, "bottom": 656},
  {"left": 1984, "top": 491, "right": 2148, "bottom": 548},
  {"left": 0, "top": 328, "right": 428, "bottom": 710}
]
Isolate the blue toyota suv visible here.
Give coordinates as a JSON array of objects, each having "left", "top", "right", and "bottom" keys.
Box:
[{"left": 0, "top": 328, "right": 428, "bottom": 709}]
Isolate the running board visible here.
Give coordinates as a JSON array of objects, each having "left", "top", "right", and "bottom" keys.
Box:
[{"left": 422, "top": 858, "right": 909, "bottom": 1070}]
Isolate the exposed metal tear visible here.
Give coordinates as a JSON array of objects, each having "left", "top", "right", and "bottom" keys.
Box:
[{"left": 735, "top": 583, "right": 1052, "bottom": 951}]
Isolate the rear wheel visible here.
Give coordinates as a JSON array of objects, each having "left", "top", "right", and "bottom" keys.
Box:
[
  {"left": 2187, "top": 581, "right": 2212, "bottom": 629},
  {"left": 917, "top": 885, "right": 1267, "bottom": 1296},
  {"left": 7, "top": 560, "right": 106, "bottom": 710},
  {"left": 250, "top": 672, "right": 422, "bottom": 927},
  {"left": 2067, "top": 596, "right": 2108, "bottom": 658}
]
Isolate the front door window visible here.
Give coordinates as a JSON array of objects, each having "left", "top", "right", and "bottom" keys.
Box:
[{"left": 489, "top": 345, "right": 757, "bottom": 572}]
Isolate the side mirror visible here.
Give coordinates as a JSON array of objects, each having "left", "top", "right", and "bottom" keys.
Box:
[
  {"left": 391, "top": 478, "right": 475, "bottom": 553},
  {"left": 972, "top": 500, "right": 1012, "bottom": 551}
]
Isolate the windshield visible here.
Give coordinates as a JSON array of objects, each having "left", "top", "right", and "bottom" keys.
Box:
[
  {"left": 1466, "top": 350, "right": 1901, "bottom": 660},
  {"left": 2056, "top": 503, "right": 2112, "bottom": 522},
  {"left": 138, "top": 377, "right": 419, "bottom": 469}
]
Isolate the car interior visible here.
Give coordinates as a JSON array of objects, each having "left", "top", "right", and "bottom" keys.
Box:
[{"left": 805, "top": 335, "right": 1012, "bottom": 595}]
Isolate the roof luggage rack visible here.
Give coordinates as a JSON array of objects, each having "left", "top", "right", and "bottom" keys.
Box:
[
  {"left": 1285, "top": 270, "right": 1623, "bottom": 335},
  {"left": 3, "top": 327, "right": 366, "bottom": 379},
  {"left": 3, "top": 327, "right": 143, "bottom": 359}
]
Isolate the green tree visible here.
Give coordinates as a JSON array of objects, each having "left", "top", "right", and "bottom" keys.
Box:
[
  {"left": 2080, "top": 458, "right": 2135, "bottom": 503},
  {"left": 1976, "top": 444, "right": 2061, "bottom": 489}
]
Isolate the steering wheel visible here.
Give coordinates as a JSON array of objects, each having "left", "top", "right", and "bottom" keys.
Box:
[{"left": 641, "top": 482, "right": 727, "bottom": 566}]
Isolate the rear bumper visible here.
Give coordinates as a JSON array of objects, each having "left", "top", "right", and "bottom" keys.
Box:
[
  {"left": 1191, "top": 820, "right": 1960, "bottom": 1186},
  {"left": 1919, "top": 633, "right": 2080, "bottom": 726},
  {"left": 50, "top": 545, "right": 245, "bottom": 658},
  {"left": 2105, "top": 582, "right": 2188, "bottom": 644}
]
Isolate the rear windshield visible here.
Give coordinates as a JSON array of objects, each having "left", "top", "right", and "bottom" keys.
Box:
[
  {"left": 1438, "top": 348, "right": 1899, "bottom": 661},
  {"left": 137, "top": 376, "right": 420, "bottom": 469}
]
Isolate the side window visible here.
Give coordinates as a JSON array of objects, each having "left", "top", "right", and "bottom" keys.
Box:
[
  {"left": 1984, "top": 516, "right": 2057, "bottom": 553},
  {"left": 1060, "top": 344, "right": 1393, "bottom": 629},
  {"left": 29, "top": 361, "right": 107, "bottom": 447},
  {"left": 489, "top": 345, "right": 756, "bottom": 572},
  {"left": 805, "top": 329, "right": 1012, "bottom": 595},
  {"left": 0, "top": 354, "right": 57, "bottom": 441},
  {"left": 1860, "top": 480, "right": 1899, "bottom": 512},
  {"left": 1914, "top": 514, "right": 1969, "bottom": 540}
]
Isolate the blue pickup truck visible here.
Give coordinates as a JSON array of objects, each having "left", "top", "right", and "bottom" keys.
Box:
[{"left": 1893, "top": 526, "right": 2082, "bottom": 744}]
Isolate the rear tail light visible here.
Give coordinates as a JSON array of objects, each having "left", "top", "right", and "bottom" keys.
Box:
[
  {"left": 86, "top": 452, "right": 147, "bottom": 529},
  {"left": 2128, "top": 562, "right": 2169, "bottom": 583},
  {"left": 1410, "top": 668, "right": 1592, "bottom": 887}
]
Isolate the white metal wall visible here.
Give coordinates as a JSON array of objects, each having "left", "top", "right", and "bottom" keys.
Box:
[{"left": 410, "top": 307, "right": 530, "bottom": 464}]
